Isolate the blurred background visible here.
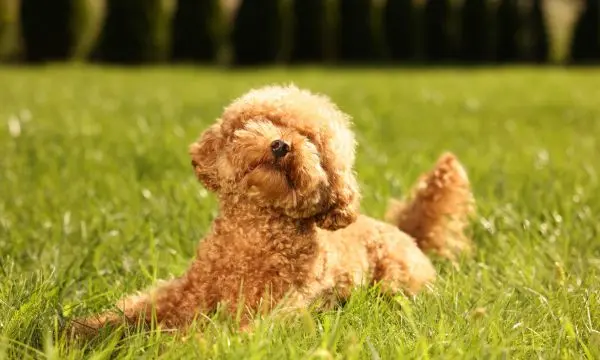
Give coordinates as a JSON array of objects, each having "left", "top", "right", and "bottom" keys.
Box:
[{"left": 0, "top": 0, "right": 598, "bottom": 67}]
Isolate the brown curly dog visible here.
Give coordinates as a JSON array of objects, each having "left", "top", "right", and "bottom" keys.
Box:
[{"left": 71, "top": 84, "right": 475, "bottom": 336}]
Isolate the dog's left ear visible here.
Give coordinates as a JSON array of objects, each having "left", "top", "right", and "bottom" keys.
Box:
[
  {"left": 189, "top": 120, "right": 224, "bottom": 192},
  {"left": 315, "top": 170, "right": 360, "bottom": 231}
]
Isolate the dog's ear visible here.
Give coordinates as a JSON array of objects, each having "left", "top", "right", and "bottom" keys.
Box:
[
  {"left": 315, "top": 170, "right": 360, "bottom": 231},
  {"left": 189, "top": 121, "right": 223, "bottom": 192}
]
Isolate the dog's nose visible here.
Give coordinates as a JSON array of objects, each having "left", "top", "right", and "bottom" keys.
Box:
[{"left": 270, "top": 139, "right": 290, "bottom": 158}]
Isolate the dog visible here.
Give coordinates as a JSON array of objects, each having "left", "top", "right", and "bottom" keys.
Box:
[{"left": 71, "top": 84, "right": 475, "bottom": 337}]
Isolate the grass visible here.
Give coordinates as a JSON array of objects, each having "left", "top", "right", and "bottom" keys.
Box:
[{"left": 0, "top": 65, "right": 599, "bottom": 359}]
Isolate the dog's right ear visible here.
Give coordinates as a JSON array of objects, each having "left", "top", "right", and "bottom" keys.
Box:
[{"left": 189, "top": 121, "right": 223, "bottom": 192}]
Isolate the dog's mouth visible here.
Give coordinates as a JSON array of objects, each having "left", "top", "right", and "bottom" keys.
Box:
[
  {"left": 243, "top": 158, "right": 296, "bottom": 190},
  {"left": 273, "top": 162, "right": 296, "bottom": 190}
]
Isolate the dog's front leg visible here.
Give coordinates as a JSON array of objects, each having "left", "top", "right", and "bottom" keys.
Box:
[{"left": 69, "top": 275, "right": 205, "bottom": 338}]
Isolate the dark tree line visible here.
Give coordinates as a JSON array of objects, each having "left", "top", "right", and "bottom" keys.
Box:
[
  {"left": 0, "top": 0, "right": 599, "bottom": 65},
  {"left": 172, "top": 0, "right": 222, "bottom": 63},
  {"left": 571, "top": 0, "right": 600, "bottom": 63},
  {"left": 460, "top": 0, "right": 493, "bottom": 62},
  {"left": 19, "top": 0, "right": 105, "bottom": 62},
  {"left": 291, "top": 0, "right": 327, "bottom": 63}
]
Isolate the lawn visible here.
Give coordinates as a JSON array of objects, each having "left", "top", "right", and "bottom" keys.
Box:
[{"left": 0, "top": 66, "right": 599, "bottom": 359}]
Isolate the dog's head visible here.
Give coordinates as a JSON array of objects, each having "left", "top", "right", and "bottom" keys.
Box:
[{"left": 189, "top": 84, "right": 360, "bottom": 231}]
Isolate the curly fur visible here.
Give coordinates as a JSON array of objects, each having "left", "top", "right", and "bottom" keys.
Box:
[{"left": 71, "top": 84, "right": 475, "bottom": 337}]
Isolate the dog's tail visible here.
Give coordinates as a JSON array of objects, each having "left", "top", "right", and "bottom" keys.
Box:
[{"left": 384, "top": 152, "right": 476, "bottom": 262}]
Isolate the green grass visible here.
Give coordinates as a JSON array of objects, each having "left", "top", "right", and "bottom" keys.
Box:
[{"left": 0, "top": 65, "right": 599, "bottom": 359}]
